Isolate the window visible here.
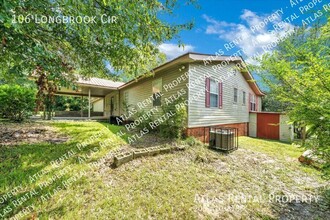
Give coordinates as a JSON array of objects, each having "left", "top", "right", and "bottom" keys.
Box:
[
  {"left": 234, "top": 88, "right": 238, "bottom": 103},
  {"left": 242, "top": 91, "right": 246, "bottom": 105},
  {"left": 210, "top": 79, "right": 219, "bottom": 107},
  {"left": 205, "top": 78, "right": 222, "bottom": 108},
  {"left": 250, "top": 94, "right": 256, "bottom": 111},
  {"left": 152, "top": 78, "right": 162, "bottom": 106}
]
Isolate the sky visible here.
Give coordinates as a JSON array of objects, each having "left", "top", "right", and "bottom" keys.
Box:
[{"left": 158, "top": 0, "right": 328, "bottom": 63}]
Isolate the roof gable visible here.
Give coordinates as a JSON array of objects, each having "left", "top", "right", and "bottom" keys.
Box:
[
  {"left": 74, "top": 53, "right": 264, "bottom": 96},
  {"left": 119, "top": 52, "right": 264, "bottom": 96}
]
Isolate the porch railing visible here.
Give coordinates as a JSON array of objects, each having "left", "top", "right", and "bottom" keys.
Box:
[{"left": 54, "top": 111, "right": 104, "bottom": 117}]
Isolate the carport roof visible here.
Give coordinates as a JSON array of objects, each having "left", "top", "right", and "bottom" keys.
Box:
[{"left": 77, "top": 77, "right": 124, "bottom": 89}]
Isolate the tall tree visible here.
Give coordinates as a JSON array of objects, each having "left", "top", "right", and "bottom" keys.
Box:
[
  {"left": 261, "top": 91, "right": 291, "bottom": 112},
  {"left": 1, "top": 0, "right": 196, "bottom": 117},
  {"left": 256, "top": 16, "right": 330, "bottom": 178},
  {"left": 0, "top": 0, "right": 195, "bottom": 81}
]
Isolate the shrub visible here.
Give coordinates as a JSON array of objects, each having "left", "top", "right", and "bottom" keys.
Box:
[
  {"left": 134, "top": 109, "right": 155, "bottom": 131},
  {"left": 159, "top": 97, "right": 187, "bottom": 139},
  {"left": 0, "top": 85, "right": 36, "bottom": 121},
  {"left": 184, "top": 136, "right": 203, "bottom": 147}
]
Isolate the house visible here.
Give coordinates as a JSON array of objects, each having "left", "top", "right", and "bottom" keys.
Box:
[{"left": 56, "top": 52, "right": 265, "bottom": 139}]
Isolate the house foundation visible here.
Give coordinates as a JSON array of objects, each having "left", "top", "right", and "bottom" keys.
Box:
[{"left": 186, "top": 122, "right": 248, "bottom": 143}]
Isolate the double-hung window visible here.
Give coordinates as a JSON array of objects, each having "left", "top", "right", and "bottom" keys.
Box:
[
  {"left": 250, "top": 94, "right": 256, "bottom": 111},
  {"left": 233, "top": 88, "right": 238, "bottom": 103},
  {"left": 210, "top": 79, "right": 219, "bottom": 107},
  {"left": 205, "top": 78, "right": 222, "bottom": 108}
]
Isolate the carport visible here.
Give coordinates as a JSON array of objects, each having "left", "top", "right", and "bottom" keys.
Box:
[{"left": 55, "top": 77, "right": 124, "bottom": 119}]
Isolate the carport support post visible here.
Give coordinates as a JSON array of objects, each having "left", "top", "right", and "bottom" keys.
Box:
[
  {"left": 80, "top": 95, "right": 83, "bottom": 117},
  {"left": 88, "top": 88, "right": 91, "bottom": 118}
]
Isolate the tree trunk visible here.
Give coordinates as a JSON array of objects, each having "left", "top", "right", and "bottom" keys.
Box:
[
  {"left": 47, "top": 110, "right": 51, "bottom": 120},
  {"left": 301, "top": 125, "right": 307, "bottom": 146},
  {"left": 43, "top": 105, "right": 46, "bottom": 120},
  {"left": 46, "top": 103, "right": 52, "bottom": 120}
]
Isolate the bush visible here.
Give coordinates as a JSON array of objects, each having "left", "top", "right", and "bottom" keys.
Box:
[
  {"left": 184, "top": 136, "right": 203, "bottom": 147},
  {"left": 0, "top": 85, "right": 36, "bottom": 121},
  {"left": 159, "top": 97, "right": 187, "bottom": 139},
  {"left": 134, "top": 109, "right": 155, "bottom": 131}
]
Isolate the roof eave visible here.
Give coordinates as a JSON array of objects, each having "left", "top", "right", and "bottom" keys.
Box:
[
  {"left": 237, "top": 56, "right": 265, "bottom": 96},
  {"left": 76, "top": 82, "right": 120, "bottom": 90},
  {"left": 118, "top": 53, "right": 192, "bottom": 89},
  {"left": 117, "top": 52, "right": 265, "bottom": 96}
]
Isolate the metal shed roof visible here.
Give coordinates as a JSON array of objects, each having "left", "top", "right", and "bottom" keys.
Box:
[{"left": 77, "top": 77, "right": 125, "bottom": 89}]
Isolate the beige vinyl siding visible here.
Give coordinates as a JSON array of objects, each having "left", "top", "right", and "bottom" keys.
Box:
[
  {"left": 188, "top": 62, "right": 259, "bottom": 128},
  {"left": 118, "top": 65, "right": 188, "bottom": 118},
  {"left": 104, "top": 91, "right": 120, "bottom": 117},
  {"left": 279, "top": 114, "right": 294, "bottom": 142},
  {"left": 104, "top": 93, "right": 111, "bottom": 117},
  {"left": 257, "top": 96, "right": 262, "bottom": 112},
  {"left": 250, "top": 93, "right": 262, "bottom": 112},
  {"left": 92, "top": 99, "right": 104, "bottom": 112},
  {"left": 249, "top": 112, "right": 257, "bottom": 137}
]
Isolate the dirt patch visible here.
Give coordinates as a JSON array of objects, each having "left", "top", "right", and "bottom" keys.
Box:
[
  {"left": 0, "top": 121, "right": 69, "bottom": 146},
  {"left": 102, "top": 142, "right": 330, "bottom": 219},
  {"left": 94, "top": 133, "right": 330, "bottom": 219},
  {"left": 129, "top": 132, "right": 177, "bottom": 149},
  {"left": 192, "top": 147, "right": 330, "bottom": 219}
]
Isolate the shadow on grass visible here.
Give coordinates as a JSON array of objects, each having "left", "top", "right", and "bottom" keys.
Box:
[
  {"left": 99, "top": 122, "right": 131, "bottom": 143},
  {"left": 0, "top": 121, "right": 127, "bottom": 218},
  {"left": 0, "top": 142, "right": 81, "bottom": 218},
  {"left": 207, "top": 147, "right": 236, "bottom": 155},
  {"left": 269, "top": 187, "right": 330, "bottom": 219},
  {"left": 0, "top": 142, "right": 73, "bottom": 187}
]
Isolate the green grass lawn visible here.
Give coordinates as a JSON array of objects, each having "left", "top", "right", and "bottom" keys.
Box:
[
  {"left": 0, "top": 121, "right": 328, "bottom": 219},
  {"left": 0, "top": 121, "right": 126, "bottom": 219}
]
